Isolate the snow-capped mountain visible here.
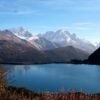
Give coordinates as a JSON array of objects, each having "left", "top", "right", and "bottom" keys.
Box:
[
  {"left": 0, "top": 28, "right": 93, "bottom": 63},
  {"left": 10, "top": 27, "right": 53, "bottom": 50},
  {"left": 39, "top": 29, "right": 96, "bottom": 53},
  {"left": 6, "top": 27, "right": 57, "bottom": 50},
  {"left": 11, "top": 27, "right": 33, "bottom": 39},
  {"left": 9, "top": 27, "right": 97, "bottom": 53}
]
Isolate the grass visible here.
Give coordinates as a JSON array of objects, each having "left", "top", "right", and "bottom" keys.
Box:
[{"left": 0, "top": 87, "right": 100, "bottom": 100}]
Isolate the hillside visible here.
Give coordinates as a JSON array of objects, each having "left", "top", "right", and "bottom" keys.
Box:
[
  {"left": 87, "top": 47, "right": 100, "bottom": 65},
  {"left": 0, "top": 30, "right": 48, "bottom": 64},
  {"left": 45, "top": 46, "right": 89, "bottom": 63}
]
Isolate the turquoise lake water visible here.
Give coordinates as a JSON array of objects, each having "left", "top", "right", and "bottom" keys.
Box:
[{"left": 2, "top": 64, "right": 100, "bottom": 93}]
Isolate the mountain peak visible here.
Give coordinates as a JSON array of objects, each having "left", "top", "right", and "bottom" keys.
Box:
[
  {"left": 56, "top": 29, "right": 65, "bottom": 33},
  {"left": 56, "top": 29, "right": 70, "bottom": 35},
  {"left": 39, "top": 29, "right": 72, "bottom": 44},
  {"left": 10, "top": 27, "right": 33, "bottom": 39},
  {"left": 39, "top": 29, "right": 96, "bottom": 53}
]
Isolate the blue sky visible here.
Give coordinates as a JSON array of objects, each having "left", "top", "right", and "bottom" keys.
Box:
[{"left": 0, "top": 0, "right": 100, "bottom": 44}]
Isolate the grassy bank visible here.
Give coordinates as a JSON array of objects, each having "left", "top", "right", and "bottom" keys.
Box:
[{"left": 0, "top": 86, "right": 100, "bottom": 100}]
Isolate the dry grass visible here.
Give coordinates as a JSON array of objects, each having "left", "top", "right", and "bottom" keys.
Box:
[{"left": 0, "top": 87, "right": 100, "bottom": 100}]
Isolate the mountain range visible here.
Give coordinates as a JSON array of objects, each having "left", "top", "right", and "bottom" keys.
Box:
[
  {"left": 0, "top": 27, "right": 99, "bottom": 64},
  {"left": 11, "top": 27, "right": 97, "bottom": 52},
  {"left": 39, "top": 29, "right": 96, "bottom": 53}
]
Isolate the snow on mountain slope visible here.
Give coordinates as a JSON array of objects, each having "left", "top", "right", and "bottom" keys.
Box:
[
  {"left": 28, "top": 36, "right": 57, "bottom": 50},
  {"left": 0, "top": 30, "right": 48, "bottom": 64},
  {"left": 6, "top": 27, "right": 57, "bottom": 50},
  {"left": 39, "top": 29, "right": 96, "bottom": 53},
  {"left": 0, "top": 29, "right": 36, "bottom": 48},
  {"left": 11, "top": 27, "right": 33, "bottom": 39}
]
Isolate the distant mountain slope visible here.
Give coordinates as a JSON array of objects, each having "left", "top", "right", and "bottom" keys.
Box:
[
  {"left": 0, "top": 30, "right": 48, "bottom": 64},
  {"left": 71, "top": 47, "right": 100, "bottom": 65},
  {"left": 0, "top": 30, "right": 32, "bottom": 46},
  {"left": 39, "top": 29, "right": 96, "bottom": 53},
  {"left": 45, "top": 46, "right": 89, "bottom": 62}
]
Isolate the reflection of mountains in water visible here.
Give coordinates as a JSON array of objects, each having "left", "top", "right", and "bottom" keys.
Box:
[{"left": 10, "top": 65, "right": 30, "bottom": 74}]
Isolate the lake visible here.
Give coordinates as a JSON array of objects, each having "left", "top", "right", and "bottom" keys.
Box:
[{"left": 2, "top": 64, "right": 100, "bottom": 93}]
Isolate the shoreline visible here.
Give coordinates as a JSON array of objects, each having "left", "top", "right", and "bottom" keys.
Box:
[{"left": 0, "top": 62, "right": 100, "bottom": 66}]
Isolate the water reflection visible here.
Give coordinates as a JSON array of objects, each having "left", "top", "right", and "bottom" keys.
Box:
[{"left": 2, "top": 64, "right": 100, "bottom": 93}]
